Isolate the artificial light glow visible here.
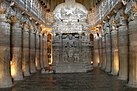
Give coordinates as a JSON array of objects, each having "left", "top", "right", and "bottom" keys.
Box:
[
  {"left": 10, "top": 60, "right": 16, "bottom": 77},
  {"left": 35, "top": 57, "right": 38, "bottom": 67},
  {"left": 98, "top": 60, "right": 100, "bottom": 64},
  {"left": 49, "top": 47, "right": 53, "bottom": 65},
  {"left": 91, "top": 61, "right": 93, "bottom": 64},
  {"left": 114, "top": 51, "right": 119, "bottom": 74}
]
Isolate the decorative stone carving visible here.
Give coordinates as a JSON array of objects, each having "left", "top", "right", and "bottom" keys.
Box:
[
  {"left": 52, "top": 0, "right": 92, "bottom": 73},
  {"left": 53, "top": 0, "right": 87, "bottom": 22}
]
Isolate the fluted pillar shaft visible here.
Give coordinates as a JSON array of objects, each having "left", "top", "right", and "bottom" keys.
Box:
[
  {"left": 0, "top": 13, "right": 13, "bottom": 88},
  {"left": 22, "top": 23, "right": 30, "bottom": 76},
  {"left": 29, "top": 29, "right": 36, "bottom": 73},
  {"left": 93, "top": 35, "right": 99, "bottom": 67},
  {"left": 11, "top": 20, "right": 23, "bottom": 80},
  {"left": 105, "top": 32, "right": 112, "bottom": 73},
  {"left": 35, "top": 32, "right": 41, "bottom": 70},
  {"left": 102, "top": 34, "right": 106, "bottom": 70},
  {"left": 128, "top": 16, "right": 137, "bottom": 87},
  {"left": 40, "top": 34, "right": 46, "bottom": 73},
  {"left": 111, "top": 29, "right": 119, "bottom": 75},
  {"left": 43, "top": 34, "right": 49, "bottom": 68},
  {"left": 118, "top": 10, "right": 128, "bottom": 80},
  {"left": 99, "top": 37, "right": 103, "bottom": 67}
]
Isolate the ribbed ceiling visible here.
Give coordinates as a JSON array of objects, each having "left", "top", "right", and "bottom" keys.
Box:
[{"left": 40, "top": 0, "right": 103, "bottom": 11}]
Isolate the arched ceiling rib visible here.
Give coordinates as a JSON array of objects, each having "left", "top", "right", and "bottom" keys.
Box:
[{"left": 40, "top": 0, "right": 103, "bottom": 11}]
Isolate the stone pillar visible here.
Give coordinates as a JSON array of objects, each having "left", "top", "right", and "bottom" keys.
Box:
[
  {"left": 22, "top": 23, "right": 30, "bottom": 76},
  {"left": 105, "top": 25, "right": 112, "bottom": 73},
  {"left": 101, "top": 34, "right": 107, "bottom": 70},
  {"left": 117, "top": 9, "right": 128, "bottom": 80},
  {"left": 11, "top": 17, "right": 23, "bottom": 80},
  {"left": 43, "top": 34, "right": 49, "bottom": 69},
  {"left": 98, "top": 37, "right": 103, "bottom": 68},
  {"left": 35, "top": 32, "right": 41, "bottom": 70},
  {"left": 126, "top": 1, "right": 137, "bottom": 87},
  {"left": 93, "top": 34, "right": 99, "bottom": 67},
  {"left": 40, "top": 34, "right": 46, "bottom": 73},
  {"left": 111, "top": 27, "right": 119, "bottom": 75},
  {"left": 29, "top": 25, "right": 36, "bottom": 73},
  {"left": 0, "top": 9, "right": 13, "bottom": 88}
]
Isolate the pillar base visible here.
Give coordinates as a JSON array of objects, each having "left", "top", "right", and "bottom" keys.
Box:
[
  {"left": 127, "top": 83, "right": 137, "bottom": 88},
  {"left": 0, "top": 83, "right": 13, "bottom": 88},
  {"left": 24, "top": 72, "right": 30, "bottom": 77},
  {"left": 105, "top": 69, "right": 111, "bottom": 73},
  {"left": 13, "top": 76, "right": 24, "bottom": 81},
  {"left": 41, "top": 69, "right": 46, "bottom": 74},
  {"left": 110, "top": 72, "right": 117, "bottom": 76},
  {"left": 117, "top": 76, "right": 127, "bottom": 80}
]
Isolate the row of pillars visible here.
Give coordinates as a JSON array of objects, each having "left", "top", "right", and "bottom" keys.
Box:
[
  {"left": 93, "top": 1, "right": 137, "bottom": 87},
  {"left": 0, "top": 13, "right": 49, "bottom": 88}
]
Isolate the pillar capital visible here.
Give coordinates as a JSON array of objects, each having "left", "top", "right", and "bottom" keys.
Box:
[{"left": 125, "top": 1, "right": 137, "bottom": 21}]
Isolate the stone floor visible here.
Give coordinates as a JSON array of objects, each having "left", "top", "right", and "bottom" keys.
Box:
[{"left": 1, "top": 68, "right": 137, "bottom": 91}]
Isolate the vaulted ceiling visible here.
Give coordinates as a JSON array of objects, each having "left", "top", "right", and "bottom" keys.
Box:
[{"left": 40, "top": 0, "right": 103, "bottom": 11}]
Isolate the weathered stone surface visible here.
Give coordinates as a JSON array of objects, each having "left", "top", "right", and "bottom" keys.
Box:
[
  {"left": 11, "top": 22, "right": 23, "bottom": 81},
  {"left": 40, "top": 35, "right": 46, "bottom": 73},
  {"left": 111, "top": 30, "right": 119, "bottom": 75},
  {"left": 101, "top": 35, "right": 106, "bottom": 70},
  {"left": 105, "top": 33, "right": 112, "bottom": 73},
  {"left": 52, "top": 1, "right": 92, "bottom": 73},
  {"left": 30, "top": 33, "right": 36, "bottom": 73},
  {"left": 0, "top": 14, "right": 13, "bottom": 88},
  {"left": 98, "top": 37, "right": 102, "bottom": 68},
  {"left": 52, "top": 33, "right": 92, "bottom": 73},
  {"left": 22, "top": 29, "right": 30, "bottom": 76},
  {"left": 35, "top": 34, "right": 41, "bottom": 70},
  {"left": 128, "top": 16, "right": 137, "bottom": 87},
  {"left": 93, "top": 37, "right": 99, "bottom": 67},
  {"left": 43, "top": 35, "right": 48, "bottom": 68},
  {"left": 118, "top": 26, "right": 128, "bottom": 80}
]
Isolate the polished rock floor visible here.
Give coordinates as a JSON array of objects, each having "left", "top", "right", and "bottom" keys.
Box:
[{"left": 1, "top": 68, "right": 137, "bottom": 91}]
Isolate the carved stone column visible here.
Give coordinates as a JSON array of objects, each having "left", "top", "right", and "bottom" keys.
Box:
[
  {"left": 29, "top": 24, "right": 36, "bottom": 73},
  {"left": 0, "top": 7, "right": 13, "bottom": 88},
  {"left": 35, "top": 31, "right": 41, "bottom": 70},
  {"left": 110, "top": 25, "right": 119, "bottom": 75},
  {"left": 11, "top": 16, "right": 23, "bottom": 80},
  {"left": 22, "top": 22, "right": 30, "bottom": 76},
  {"left": 98, "top": 36, "right": 103, "bottom": 68},
  {"left": 40, "top": 34, "right": 46, "bottom": 73},
  {"left": 93, "top": 34, "right": 99, "bottom": 67},
  {"left": 43, "top": 34, "right": 49, "bottom": 69},
  {"left": 105, "top": 23, "right": 112, "bottom": 73},
  {"left": 101, "top": 34, "right": 107, "bottom": 70},
  {"left": 117, "top": 9, "right": 128, "bottom": 80},
  {"left": 125, "top": 1, "right": 137, "bottom": 87}
]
